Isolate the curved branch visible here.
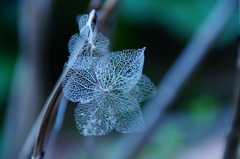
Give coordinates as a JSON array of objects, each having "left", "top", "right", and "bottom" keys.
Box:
[
  {"left": 31, "top": 77, "right": 63, "bottom": 159},
  {"left": 97, "top": 0, "right": 121, "bottom": 32}
]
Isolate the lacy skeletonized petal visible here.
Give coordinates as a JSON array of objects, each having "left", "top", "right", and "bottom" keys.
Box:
[
  {"left": 68, "top": 33, "right": 80, "bottom": 54},
  {"left": 74, "top": 93, "right": 145, "bottom": 136},
  {"left": 68, "top": 34, "right": 86, "bottom": 64},
  {"left": 62, "top": 68, "right": 102, "bottom": 103},
  {"left": 92, "top": 32, "right": 109, "bottom": 55},
  {"left": 129, "top": 74, "right": 157, "bottom": 103},
  {"left": 113, "top": 93, "right": 145, "bottom": 133},
  {"left": 67, "top": 10, "right": 109, "bottom": 70},
  {"left": 110, "top": 48, "right": 145, "bottom": 92},
  {"left": 78, "top": 14, "right": 89, "bottom": 31},
  {"left": 94, "top": 48, "right": 145, "bottom": 92},
  {"left": 75, "top": 95, "right": 116, "bottom": 136}
]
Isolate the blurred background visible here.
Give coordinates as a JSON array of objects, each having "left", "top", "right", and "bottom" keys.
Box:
[{"left": 0, "top": 0, "right": 238, "bottom": 159}]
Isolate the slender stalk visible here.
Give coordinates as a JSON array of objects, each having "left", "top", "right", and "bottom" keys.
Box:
[
  {"left": 88, "top": 0, "right": 102, "bottom": 12},
  {"left": 45, "top": 95, "right": 68, "bottom": 159},
  {"left": 97, "top": 0, "right": 121, "bottom": 32},
  {"left": 18, "top": 76, "right": 63, "bottom": 159},
  {"left": 18, "top": 106, "right": 44, "bottom": 159},
  {"left": 107, "top": 0, "right": 236, "bottom": 158},
  {"left": 31, "top": 77, "right": 63, "bottom": 159}
]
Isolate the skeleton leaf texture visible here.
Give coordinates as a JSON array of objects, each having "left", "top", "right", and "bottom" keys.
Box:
[{"left": 62, "top": 10, "right": 157, "bottom": 136}]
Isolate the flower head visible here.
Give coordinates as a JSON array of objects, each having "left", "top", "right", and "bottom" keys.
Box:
[{"left": 62, "top": 10, "right": 156, "bottom": 136}]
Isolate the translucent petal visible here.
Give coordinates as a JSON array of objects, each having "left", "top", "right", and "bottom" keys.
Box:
[
  {"left": 66, "top": 32, "right": 110, "bottom": 71},
  {"left": 93, "top": 55, "right": 115, "bottom": 90},
  {"left": 93, "top": 33, "right": 109, "bottom": 55},
  {"left": 94, "top": 48, "right": 145, "bottom": 92},
  {"left": 74, "top": 93, "right": 145, "bottom": 136},
  {"left": 75, "top": 96, "right": 116, "bottom": 136},
  {"left": 129, "top": 74, "right": 157, "bottom": 102},
  {"left": 78, "top": 14, "right": 89, "bottom": 31},
  {"left": 71, "top": 56, "right": 93, "bottom": 70},
  {"left": 80, "top": 25, "right": 90, "bottom": 39},
  {"left": 62, "top": 68, "right": 102, "bottom": 103},
  {"left": 67, "top": 34, "right": 87, "bottom": 65},
  {"left": 113, "top": 93, "right": 145, "bottom": 133},
  {"left": 68, "top": 33, "right": 80, "bottom": 54}
]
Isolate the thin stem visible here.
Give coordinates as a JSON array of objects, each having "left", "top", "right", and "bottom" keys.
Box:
[
  {"left": 107, "top": 0, "right": 236, "bottom": 158},
  {"left": 31, "top": 77, "right": 63, "bottom": 159},
  {"left": 88, "top": 0, "right": 102, "bottom": 12},
  {"left": 45, "top": 95, "right": 68, "bottom": 159},
  {"left": 18, "top": 106, "right": 44, "bottom": 159},
  {"left": 19, "top": 76, "right": 63, "bottom": 159},
  {"left": 97, "top": 0, "right": 121, "bottom": 32}
]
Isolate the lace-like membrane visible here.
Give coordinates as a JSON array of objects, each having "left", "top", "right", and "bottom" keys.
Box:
[
  {"left": 129, "top": 75, "right": 157, "bottom": 102},
  {"left": 62, "top": 10, "right": 156, "bottom": 136},
  {"left": 75, "top": 93, "right": 145, "bottom": 136}
]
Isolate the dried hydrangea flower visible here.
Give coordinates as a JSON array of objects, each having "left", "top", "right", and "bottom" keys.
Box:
[{"left": 62, "top": 10, "right": 156, "bottom": 136}]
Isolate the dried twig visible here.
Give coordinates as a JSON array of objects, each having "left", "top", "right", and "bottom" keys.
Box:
[
  {"left": 31, "top": 78, "right": 63, "bottom": 159},
  {"left": 18, "top": 106, "right": 45, "bottom": 159},
  {"left": 97, "top": 0, "right": 120, "bottom": 32},
  {"left": 88, "top": 0, "right": 121, "bottom": 32},
  {"left": 107, "top": 0, "right": 236, "bottom": 158},
  {"left": 44, "top": 95, "right": 68, "bottom": 159},
  {"left": 19, "top": 78, "right": 62, "bottom": 159},
  {"left": 88, "top": 0, "right": 102, "bottom": 12}
]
